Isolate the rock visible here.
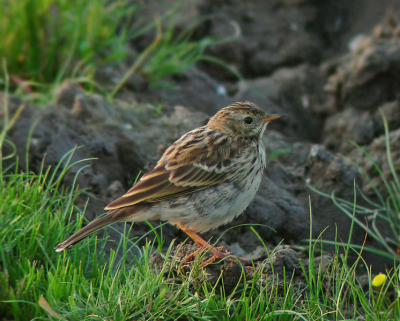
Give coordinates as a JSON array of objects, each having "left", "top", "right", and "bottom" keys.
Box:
[
  {"left": 242, "top": 245, "right": 268, "bottom": 261},
  {"left": 55, "top": 82, "right": 85, "bottom": 109},
  {"left": 347, "top": 128, "right": 400, "bottom": 197},
  {"left": 322, "top": 108, "right": 375, "bottom": 152},
  {"left": 321, "top": 98, "right": 400, "bottom": 154},
  {"left": 373, "top": 100, "right": 400, "bottom": 136},
  {"left": 131, "top": 104, "right": 210, "bottom": 164},
  {"left": 263, "top": 248, "right": 303, "bottom": 276},
  {"left": 197, "top": 0, "right": 322, "bottom": 79},
  {"left": 306, "top": 145, "right": 362, "bottom": 229},
  {"left": 319, "top": 16, "right": 400, "bottom": 154},
  {"left": 313, "top": 255, "right": 334, "bottom": 273},
  {"left": 129, "top": 66, "right": 237, "bottom": 116},
  {"left": 106, "top": 180, "right": 125, "bottom": 198},
  {"left": 323, "top": 24, "right": 400, "bottom": 113}
]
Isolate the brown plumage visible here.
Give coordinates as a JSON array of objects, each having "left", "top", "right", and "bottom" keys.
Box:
[{"left": 55, "top": 102, "right": 284, "bottom": 265}]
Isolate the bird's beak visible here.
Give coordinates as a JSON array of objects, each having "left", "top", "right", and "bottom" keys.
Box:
[{"left": 258, "top": 114, "right": 286, "bottom": 124}]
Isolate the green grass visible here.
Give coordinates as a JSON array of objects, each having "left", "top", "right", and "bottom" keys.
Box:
[
  {"left": 0, "top": 0, "right": 138, "bottom": 88},
  {"left": 0, "top": 0, "right": 229, "bottom": 102}
]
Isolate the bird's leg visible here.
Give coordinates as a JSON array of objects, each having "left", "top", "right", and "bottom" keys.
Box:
[
  {"left": 178, "top": 223, "right": 249, "bottom": 268},
  {"left": 177, "top": 223, "right": 215, "bottom": 265}
]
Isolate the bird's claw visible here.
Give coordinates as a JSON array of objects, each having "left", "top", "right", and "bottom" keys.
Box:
[{"left": 178, "top": 245, "right": 250, "bottom": 273}]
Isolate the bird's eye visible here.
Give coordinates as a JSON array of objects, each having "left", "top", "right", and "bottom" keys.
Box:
[{"left": 243, "top": 117, "right": 253, "bottom": 124}]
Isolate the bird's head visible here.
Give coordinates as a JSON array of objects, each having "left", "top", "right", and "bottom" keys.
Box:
[{"left": 208, "top": 101, "right": 285, "bottom": 140}]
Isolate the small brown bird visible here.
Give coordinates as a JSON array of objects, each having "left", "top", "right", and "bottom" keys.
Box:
[{"left": 55, "top": 102, "right": 284, "bottom": 265}]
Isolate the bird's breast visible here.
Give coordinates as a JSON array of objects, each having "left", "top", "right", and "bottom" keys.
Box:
[{"left": 227, "top": 141, "right": 266, "bottom": 188}]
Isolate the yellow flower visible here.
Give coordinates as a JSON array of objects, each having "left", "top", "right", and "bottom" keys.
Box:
[{"left": 372, "top": 273, "right": 387, "bottom": 287}]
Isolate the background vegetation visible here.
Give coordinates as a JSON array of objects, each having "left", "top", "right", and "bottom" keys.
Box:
[{"left": 0, "top": 0, "right": 217, "bottom": 102}]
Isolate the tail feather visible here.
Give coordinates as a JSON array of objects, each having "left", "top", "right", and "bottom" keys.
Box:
[
  {"left": 55, "top": 213, "right": 115, "bottom": 252},
  {"left": 55, "top": 204, "right": 151, "bottom": 252}
]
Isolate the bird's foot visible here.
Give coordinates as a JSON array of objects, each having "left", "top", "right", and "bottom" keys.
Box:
[
  {"left": 178, "top": 245, "right": 250, "bottom": 272},
  {"left": 178, "top": 246, "right": 204, "bottom": 267},
  {"left": 199, "top": 246, "right": 250, "bottom": 268}
]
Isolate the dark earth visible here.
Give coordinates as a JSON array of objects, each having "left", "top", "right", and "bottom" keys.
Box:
[{"left": 3, "top": 0, "right": 400, "bottom": 288}]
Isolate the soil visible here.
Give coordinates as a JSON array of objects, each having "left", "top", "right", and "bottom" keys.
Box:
[{"left": 3, "top": 0, "right": 400, "bottom": 278}]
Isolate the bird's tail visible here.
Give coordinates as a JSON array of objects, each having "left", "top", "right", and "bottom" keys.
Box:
[
  {"left": 55, "top": 213, "right": 116, "bottom": 252},
  {"left": 55, "top": 204, "right": 149, "bottom": 252}
]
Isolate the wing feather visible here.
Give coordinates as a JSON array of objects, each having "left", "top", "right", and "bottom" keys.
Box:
[
  {"left": 124, "top": 170, "right": 169, "bottom": 197},
  {"left": 105, "top": 130, "right": 235, "bottom": 211}
]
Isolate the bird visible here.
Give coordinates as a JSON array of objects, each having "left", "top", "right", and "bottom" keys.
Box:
[{"left": 55, "top": 101, "right": 284, "bottom": 266}]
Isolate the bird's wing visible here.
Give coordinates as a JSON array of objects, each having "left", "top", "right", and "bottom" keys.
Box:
[{"left": 105, "top": 136, "right": 234, "bottom": 210}]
